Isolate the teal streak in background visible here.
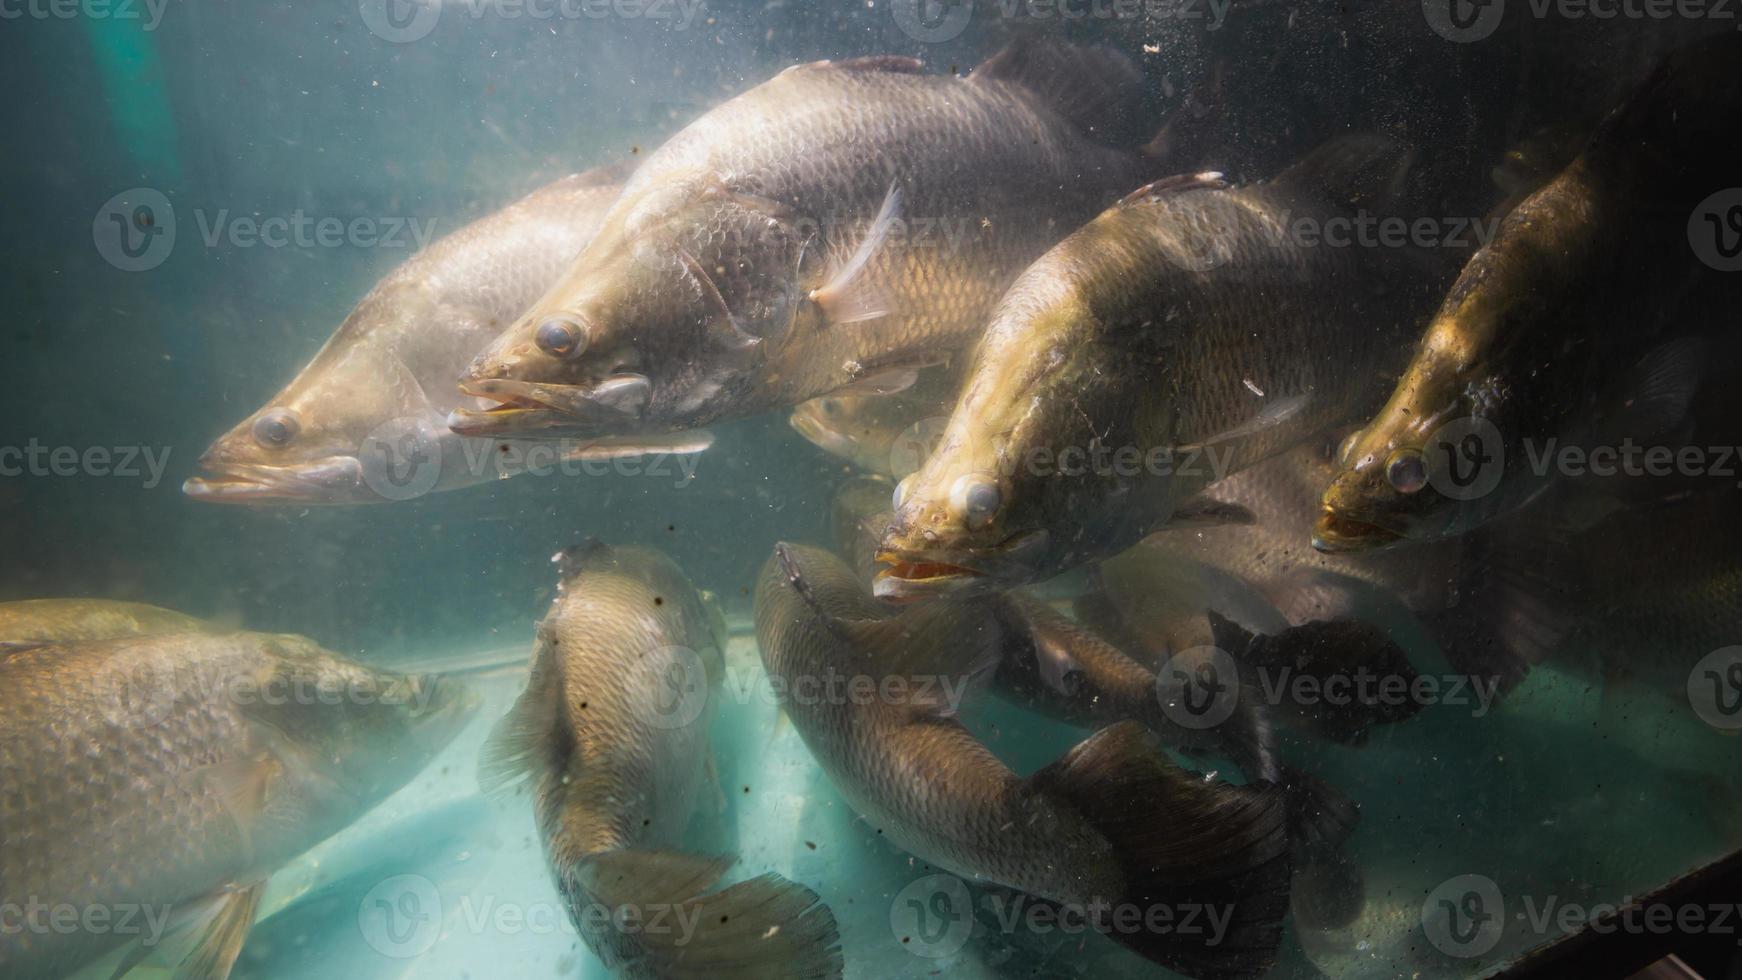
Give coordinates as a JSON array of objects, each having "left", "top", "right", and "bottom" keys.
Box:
[{"left": 83, "top": 13, "right": 181, "bottom": 184}]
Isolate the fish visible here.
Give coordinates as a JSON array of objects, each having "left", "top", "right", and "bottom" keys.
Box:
[
  {"left": 1315, "top": 35, "right": 1742, "bottom": 553},
  {"left": 789, "top": 362, "right": 961, "bottom": 477},
  {"left": 828, "top": 474, "right": 896, "bottom": 584},
  {"left": 755, "top": 541, "right": 1292, "bottom": 979},
  {"left": 0, "top": 598, "right": 217, "bottom": 651},
  {"left": 450, "top": 40, "right": 1169, "bottom": 442},
  {"left": 0, "top": 629, "right": 477, "bottom": 980},
  {"left": 184, "top": 166, "right": 710, "bottom": 505},
  {"left": 477, "top": 542, "right": 842, "bottom": 980},
  {"left": 877, "top": 135, "right": 1438, "bottom": 601}
]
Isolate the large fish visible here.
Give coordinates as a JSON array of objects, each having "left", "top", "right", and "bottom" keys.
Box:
[
  {"left": 450, "top": 40, "right": 1167, "bottom": 441},
  {"left": 185, "top": 166, "right": 707, "bottom": 504},
  {"left": 0, "top": 598, "right": 217, "bottom": 650},
  {"left": 0, "top": 630, "right": 476, "bottom": 979},
  {"left": 877, "top": 137, "right": 1438, "bottom": 600},
  {"left": 1314, "top": 35, "right": 1742, "bottom": 552},
  {"left": 755, "top": 542, "right": 1292, "bottom": 980},
  {"left": 478, "top": 542, "right": 842, "bottom": 980}
]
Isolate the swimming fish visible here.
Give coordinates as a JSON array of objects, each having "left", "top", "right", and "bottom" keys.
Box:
[
  {"left": 478, "top": 542, "right": 842, "bottom": 979},
  {"left": 451, "top": 40, "right": 1169, "bottom": 442},
  {"left": 0, "top": 630, "right": 476, "bottom": 979}
]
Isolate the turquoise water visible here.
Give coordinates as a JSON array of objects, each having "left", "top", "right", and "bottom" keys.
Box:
[{"left": 4, "top": 4, "right": 1741, "bottom": 979}]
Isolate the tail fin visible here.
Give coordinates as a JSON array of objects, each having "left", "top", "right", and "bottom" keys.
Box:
[
  {"left": 1210, "top": 611, "right": 1423, "bottom": 746},
  {"left": 1030, "top": 722, "right": 1291, "bottom": 980},
  {"left": 573, "top": 850, "right": 843, "bottom": 980}
]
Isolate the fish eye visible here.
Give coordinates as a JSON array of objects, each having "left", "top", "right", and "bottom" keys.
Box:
[
  {"left": 1386, "top": 449, "right": 1429, "bottom": 494},
  {"left": 893, "top": 475, "right": 915, "bottom": 511},
  {"left": 949, "top": 476, "right": 1001, "bottom": 531},
  {"left": 251, "top": 410, "right": 300, "bottom": 449},
  {"left": 535, "top": 316, "right": 588, "bottom": 359}
]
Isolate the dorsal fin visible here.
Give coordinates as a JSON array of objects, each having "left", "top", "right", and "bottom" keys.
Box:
[
  {"left": 1270, "top": 133, "right": 1415, "bottom": 216},
  {"left": 783, "top": 55, "right": 925, "bottom": 77},
  {"left": 971, "top": 38, "right": 1143, "bottom": 142},
  {"left": 1117, "top": 171, "right": 1230, "bottom": 208}
]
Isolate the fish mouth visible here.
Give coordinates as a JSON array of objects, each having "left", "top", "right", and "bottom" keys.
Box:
[
  {"left": 183, "top": 457, "right": 364, "bottom": 505},
  {"left": 448, "top": 380, "right": 589, "bottom": 437},
  {"left": 1311, "top": 509, "right": 1406, "bottom": 553},
  {"left": 449, "top": 377, "right": 650, "bottom": 438},
  {"left": 788, "top": 410, "right": 855, "bottom": 458},
  {"left": 872, "top": 531, "right": 1048, "bottom": 602}
]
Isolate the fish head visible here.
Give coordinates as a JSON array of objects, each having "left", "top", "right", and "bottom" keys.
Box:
[
  {"left": 453, "top": 180, "right": 815, "bottom": 440},
  {"left": 244, "top": 634, "right": 480, "bottom": 818},
  {"left": 790, "top": 396, "right": 888, "bottom": 470},
  {"left": 185, "top": 322, "right": 450, "bottom": 504},
  {"left": 1316, "top": 325, "right": 1522, "bottom": 553},
  {"left": 873, "top": 375, "right": 1074, "bottom": 602}
]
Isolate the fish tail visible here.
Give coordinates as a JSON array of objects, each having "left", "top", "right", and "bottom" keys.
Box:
[
  {"left": 1030, "top": 722, "right": 1291, "bottom": 980},
  {"left": 1279, "top": 767, "right": 1367, "bottom": 931},
  {"left": 570, "top": 850, "right": 843, "bottom": 980}
]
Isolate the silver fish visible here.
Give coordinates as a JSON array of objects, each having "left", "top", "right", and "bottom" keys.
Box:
[
  {"left": 452, "top": 40, "right": 1168, "bottom": 441},
  {"left": 479, "top": 542, "right": 842, "bottom": 980},
  {"left": 0, "top": 630, "right": 476, "bottom": 979},
  {"left": 185, "top": 166, "right": 709, "bottom": 505}
]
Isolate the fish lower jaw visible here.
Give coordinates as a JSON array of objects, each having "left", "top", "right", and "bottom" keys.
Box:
[
  {"left": 1311, "top": 509, "right": 1407, "bottom": 553},
  {"left": 871, "top": 553, "right": 985, "bottom": 602}
]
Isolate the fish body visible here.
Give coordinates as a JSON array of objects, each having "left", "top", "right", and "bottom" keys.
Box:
[
  {"left": 479, "top": 543, "right": 841, "bottom": 979},
  {"left": 878, "top": 138, "right": 1436, "bottom": 599},
  {"left": 0, "top": 630, "right": 476, "bottom": 979},
  {"left": 0, "top": 598, "right": 216, "bottom": 649},
  {"left": 755, "top": 542, "right": 1291, "bottom": 979},
  {"left": 1315, "top": 35, "right": 1742, "bottom": 552},
  {"left": 452, "top": 42, "right": 1165, "bottom": 441},
  {"left": 185, "top": 166, "right": 673, "bottom": 505}
]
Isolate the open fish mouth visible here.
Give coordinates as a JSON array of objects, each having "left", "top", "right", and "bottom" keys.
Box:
[
  {"left": 448, "top": 380, "right": 586, "bottom": 437},
  {"left": 182, "top": 457, "right": 364, "bottom": 505},
  {"left": 1311, "top": 509, "right": 1407, "bottom": 553},
  {"left": 872, "top": 531, "right": 1047, "bottom": 602}
]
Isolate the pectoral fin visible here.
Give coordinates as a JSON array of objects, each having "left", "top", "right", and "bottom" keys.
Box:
[
  {"left": 108, "top": 881, "right": 266, "bottom": 980},
  {"left": 809, "top": 182, "right": 902, "bottom": 325}
]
